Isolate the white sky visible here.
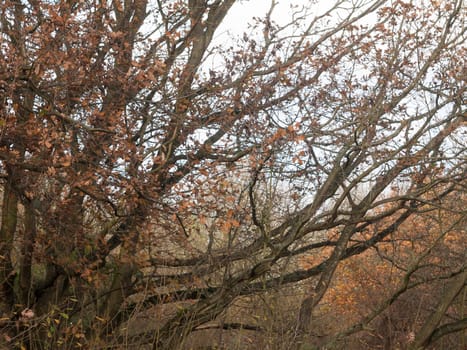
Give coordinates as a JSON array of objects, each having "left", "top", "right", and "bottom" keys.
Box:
[{"left": 217, "top": 0, "right": 331, "bottom": 37}]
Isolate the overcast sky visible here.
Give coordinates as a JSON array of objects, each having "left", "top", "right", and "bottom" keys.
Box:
[{"left": 217, "top": 0, "right": 330, "bottom": 37}]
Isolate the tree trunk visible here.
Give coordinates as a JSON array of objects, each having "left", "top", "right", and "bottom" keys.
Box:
[
  {"left": 16, "top": 199, "right": 37, "bottom": 307},
  {"left": 0, "top": 177, "right": 18, "bottom": 314},
  {"left": 409, "top": 268, "right": 466, "bottom": 349}
]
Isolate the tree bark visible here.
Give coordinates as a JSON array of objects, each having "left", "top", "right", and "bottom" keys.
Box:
[
  {"left": 409, "top": 268, "right": 466, "bottom": 349},
  {"left": 0, "top": 177, "right": 18, "bottom": 314},
  {"left": 17, "top": 199, "right": 37, "bottom": 307}
]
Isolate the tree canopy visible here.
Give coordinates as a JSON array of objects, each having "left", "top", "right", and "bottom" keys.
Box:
[{"left": 0, "top": 0, "right": 465, "bottom": 349}]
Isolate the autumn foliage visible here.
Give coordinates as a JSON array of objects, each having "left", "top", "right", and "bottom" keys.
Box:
[
  {"left": 316, "top": 191, "right": 466, "bottom": 349},
  {"left": 0, "top": 0, "right": 465, "bottom": 349}
]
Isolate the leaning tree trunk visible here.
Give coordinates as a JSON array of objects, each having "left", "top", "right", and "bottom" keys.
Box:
[{"left": 409, "top": 268, "right": 466, "bottom": 350}]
